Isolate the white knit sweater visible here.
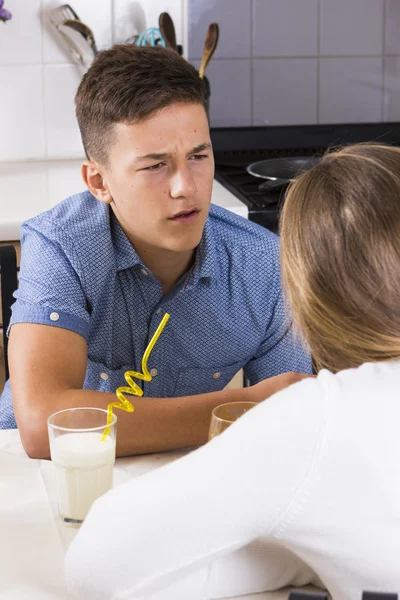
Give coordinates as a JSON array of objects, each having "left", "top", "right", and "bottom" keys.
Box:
[{"left": 65, "top": 360, "right": 400, "bottom": 600}]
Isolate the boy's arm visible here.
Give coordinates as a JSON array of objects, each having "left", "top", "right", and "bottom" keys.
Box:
[{"left": 9, "top": 323, "right": 306, "bottom": 459}]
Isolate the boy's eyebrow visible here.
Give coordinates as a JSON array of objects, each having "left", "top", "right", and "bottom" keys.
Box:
[
  {"left": 134, "top": 142, "right": 212, "bottom": 163},
  {"left": 189, "top": 142, "right": 212, "bottom": 154}
]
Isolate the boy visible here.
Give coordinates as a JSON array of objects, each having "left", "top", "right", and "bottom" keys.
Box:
[{"left": 1, "top": 46, "right": 311, "bottom": 457}]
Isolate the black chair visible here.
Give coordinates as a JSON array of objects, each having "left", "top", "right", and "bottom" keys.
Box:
[
  {"left": 289, "top": 591, "right": 328, "bottom": 600},
  {"left": 288, "top": 590, "right": 398, "bottom": 600},
  {"left": 0, "top": 245, "right": 18, "bottom": 380},
  {"left": 362, "top": 594, "right": 398, "bottom": 600}
]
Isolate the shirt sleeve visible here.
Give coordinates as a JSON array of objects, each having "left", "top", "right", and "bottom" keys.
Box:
[
  {"left": 64, "top": 377, "right": 329, "bottom": 600},
  {"left": 244, "top": 272, "right": 312, "bottom": 384},
  {"left": 9, "top": 218, "right": 90, "bottom": 340}
]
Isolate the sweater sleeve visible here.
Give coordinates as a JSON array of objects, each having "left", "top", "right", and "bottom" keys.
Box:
[{"left": 65, "top": 377, "right": 330, "bottom": 600}]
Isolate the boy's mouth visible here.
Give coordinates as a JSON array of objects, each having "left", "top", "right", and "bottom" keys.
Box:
[{"left": 169, "top": 209, "right": 200, "bottom": 223}]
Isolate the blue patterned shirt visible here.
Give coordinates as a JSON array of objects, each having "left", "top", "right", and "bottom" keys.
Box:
[{"left": 0, "top": 191, "right": 311, "bottom": 429}]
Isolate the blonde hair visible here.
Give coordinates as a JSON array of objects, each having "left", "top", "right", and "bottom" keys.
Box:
[{"left": 280, "top": 143, "right": 400, "bottom": 373}]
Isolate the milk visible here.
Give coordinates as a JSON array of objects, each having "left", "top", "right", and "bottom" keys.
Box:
[{"left": 50, "top": 432, "right": 116, "bottom": 524}]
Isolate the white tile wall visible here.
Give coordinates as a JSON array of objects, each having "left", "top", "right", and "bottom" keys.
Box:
[
  {"left": 0, "top": 66, "right": 46, "bottom": 160},
  {"left": 43, "top": 65, "right": 83, "bottom": 158},
  {"left": 319, "top": 0, "right": 384, "bottom": 56},
  {"left": 385, "top": 0, "right": 400, "bottom": 54},
  {"left": 0, "top": 0, "right": 184, "bottom": 162},
  {"left": 0, "top": 0, "right": 42, "bottom": 65},
  {"left": 0, "top": 159, "right": 83, "bottom": 225},
  {"left": 193, "top": 59, "right": 252, "bottom": 126},
  {"left": 319, "top": 57, "right": 383, "bottom": 123},
  {"left": 253, "top": 0, "right": 318, "bottom": 58},
  {"left": 383, "top": 56, "right": 400, "bottom": 121},
  {"left": 188, "top": 0, "right": 398, "bottom": 128},
  {"left": 253, "top": 59, "right": 318, "bottom": 126},
  {"left": 0, "top": 162, "right": 48, "bottom": 222},
  {"left": 189, "top": 0, "right": 251, "bottom": 59},
  {"left": 46, "top": 160, "right": 86, "bottom": 204},
  {"left": 2, "top": 0, "right": 400, "bottom": 162}
]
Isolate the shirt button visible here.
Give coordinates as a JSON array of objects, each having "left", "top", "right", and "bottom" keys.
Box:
[
  {"left": 141, "top": 268, "right": 148, "bottom": 276},
  {"left": 212, "top": 372, "right": 221, "bottom": 380},
  {"left": 150, "top": 368, "right": 158, "bottom": 377},
  {"left": 100, "top": 372, "right": 109, "bottom": 381},
  {"left": 156, "top": 309, "right": 161, "bottom": 315},
  {"left": 49, "top": 312, "right": 59, "bottom": 322}
]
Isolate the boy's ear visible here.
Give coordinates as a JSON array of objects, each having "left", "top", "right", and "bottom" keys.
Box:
[{"left": 81, "top": 161, "right": 112, "bottom": 204}]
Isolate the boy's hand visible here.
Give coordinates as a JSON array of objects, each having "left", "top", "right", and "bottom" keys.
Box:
[{"left": 248, "top": 372, "right": 314, "bottom": 403}]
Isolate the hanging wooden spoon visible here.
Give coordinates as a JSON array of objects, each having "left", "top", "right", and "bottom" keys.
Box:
[
  {"left": 199, "top": 22, "right": 219, "bottom": 78},
  {"left": 159, "top": 12, "right": 177, "bottom": 52}
]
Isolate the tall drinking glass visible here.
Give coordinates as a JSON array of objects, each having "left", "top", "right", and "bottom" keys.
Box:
[{"left": 48, "top": 407, "right": 117, "bottom": 526}]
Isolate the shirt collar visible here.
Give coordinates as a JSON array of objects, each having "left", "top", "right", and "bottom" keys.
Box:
[
  {"left": 188, "top": 214, "right": 217, "bottom": 287},
  {"left": 112, "top": 212, "right": 144, "bottom": 271},
  {"left": 112, "top": 209, "right": 218, "bottom": 282}
]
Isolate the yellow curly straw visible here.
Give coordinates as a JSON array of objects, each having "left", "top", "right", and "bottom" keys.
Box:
[{"left": 101, "top": 313, "right": 170, "bottom": 441}]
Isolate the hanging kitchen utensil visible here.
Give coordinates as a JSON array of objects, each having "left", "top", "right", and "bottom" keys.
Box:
[
  {"left": 48, "top": 3, "right": 80, "bottom": 27},
  {"left": 247, "top": 156, "right": 320, "bottom": 186},
  {"left": 48, "top": 5, "right": 85, "bottom": 74},
  {"left": 199, "top": 22, "right": 219, "bottom": 78},
  {"left": 159, "top": 12, "right": 178, "bottom": 52},
  {"left": 63, "top": 19, "right": 97, "bottom": 55},
  {"left": 57, "top": 22, "right": 95, "bottom": 73}
]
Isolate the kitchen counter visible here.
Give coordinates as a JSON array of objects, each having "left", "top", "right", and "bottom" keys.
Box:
[{"left": 0, "top": 160, "right": 247, "bottom": 241}]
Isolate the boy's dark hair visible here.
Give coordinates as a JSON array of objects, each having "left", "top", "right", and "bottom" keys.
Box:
[{"left": 75, "top": 45, "right": 207, "bottom": 164}]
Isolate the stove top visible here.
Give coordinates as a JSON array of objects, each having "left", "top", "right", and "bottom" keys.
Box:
[{"left": 210, "top": 122, "right": 400, "bottom": 233}]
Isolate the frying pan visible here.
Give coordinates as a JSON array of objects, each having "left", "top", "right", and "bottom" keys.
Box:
[{"left": 247, "top": 156, "right": 320, "bottom": 189}]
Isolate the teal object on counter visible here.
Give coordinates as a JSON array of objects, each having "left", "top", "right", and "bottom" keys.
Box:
[{"left": 136, "top": 27, "right": 166, "bottom": 47}]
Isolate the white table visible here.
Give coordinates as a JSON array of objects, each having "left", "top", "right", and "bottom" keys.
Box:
[{"left": 0, "top": 429, "right": 319, "bottom": 600}]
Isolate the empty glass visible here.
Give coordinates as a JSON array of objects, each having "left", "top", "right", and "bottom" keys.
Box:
[{"left": 208, "top": 401, "right": 257, "bottom": 441}]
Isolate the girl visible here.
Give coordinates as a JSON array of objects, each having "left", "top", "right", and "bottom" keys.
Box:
[{"left": 66, "top": 144, "right": 400, "bottom": 600}]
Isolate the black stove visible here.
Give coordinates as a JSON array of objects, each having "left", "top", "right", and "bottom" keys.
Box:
[{"left": 211, "top": 122, "right": 400, "bottom": 233}]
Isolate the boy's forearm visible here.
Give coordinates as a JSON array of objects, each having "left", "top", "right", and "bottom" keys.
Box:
[{"left": 21, "top": 386, "right": 253, "bottom": 459}]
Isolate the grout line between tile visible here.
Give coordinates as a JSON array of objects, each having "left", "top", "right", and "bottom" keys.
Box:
[
  {"left": 316, "top": 0, "right": 321, "bottom": 124},
  {"left": 183, "top": 0, "right": 189, "bottom": 59},
  {"left": 44, "top": 154, "right": 51, "bottom": 206},
  {"left": 111, "top": 0, "right": 116, "bottom": 44},
  {"left": 40, "top": 0, "right": 48, "bottom": 160},
  {"left": 39, "top": 0, "right": 44, "bottom": 64},
  {"left": 383, "top": 0, "right": 387, "bottom": 56},
  {"left": 5, "top": 52, "right": 398, "bottom": 69},
  {"left": 382, "top": 0, "right": 386, "bottom": 121},
  {"left": 0, "top": 62, "right": 83, "bottom": 68},
  {"left": 188, "top": 54, "right": 391, "bottom": 62},
  {"left": 0, "top": 157, "right": 85, "bottom": 166},
  {"left": 41, "top": 64, "right": 48, "bottom": 160},
  {"left": 250, "top": 0, "right": 254, "bottom": 125}
]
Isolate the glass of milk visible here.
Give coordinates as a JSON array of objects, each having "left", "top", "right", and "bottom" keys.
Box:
[{"left": 48, "top": 407, "right": 117, "bottom": 526}]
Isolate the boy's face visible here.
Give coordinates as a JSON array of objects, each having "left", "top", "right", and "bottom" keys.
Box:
[{"left": 98, "top": 102, "right": 214, "bottom": 255}]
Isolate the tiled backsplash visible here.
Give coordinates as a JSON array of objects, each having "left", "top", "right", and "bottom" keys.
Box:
[
  {"left": 188, "top": 0, "right": 400, "bottom": 127},
  {"left": 2, "top": 0, "right": 400, "bottom": 162},
  {"left": 0, "top": 0, "right": 185, "bottom": 162}
]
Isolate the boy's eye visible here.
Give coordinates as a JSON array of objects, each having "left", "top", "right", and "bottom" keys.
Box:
[
  {"left": 144, "top": 162, "right": 165, "bottom": 171},
  {"left": 142, "top": 155, "right": 208, "bottom": 171}
]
